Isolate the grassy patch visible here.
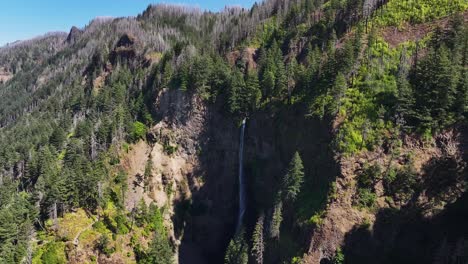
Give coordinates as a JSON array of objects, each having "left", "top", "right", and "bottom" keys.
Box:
[{"left": 52, "top": 209, "right": 93, "bottom": 241}]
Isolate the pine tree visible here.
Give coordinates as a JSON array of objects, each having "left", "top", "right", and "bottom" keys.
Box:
[
  {"left": 162, "top": 62, "right": 173, "bottom": 89},
  {"left": 287, "top": 58, "right": 299, "bottom": 102},
  {"left": 144, "top": 157, "right": 153, "bottom": 190},
  {"left": 139, "top": 230, "right": 173, "bottom": 264},
  {"left": 274, "top": 59, "right": 288, "bottom": 98},
  {"left": 454, "top": 71, "right": 468, "bottom": 120},
  {"left": 261, "top": 70, "right": 276, "bottom": 100},
  {"left": 329, "top": 72, "right": 347, "bottom": 115},
  {"left": 245, "top": 71, "right": 262, "bottom": 111},
  {"left": 228, "top": 69, "right": 246, "bottom": 115},
  {"left": 396, "top": 48, "right": 414, "bottom": 126},
  {"left": 412, "top": 44, "right": 458, "bottom": 130},
  {"left": 251, "top": 214, "right": 265, "bottom": 264},
  {"left": 282, "top": 152, "right": 305, "bottom": 201},
  {"left": 49, "top": 126, "right": 66, "bottom": 150},
  {"left": 269, "top": 194, "right": 283, "bottom": 239},
  {"left": 224, "top": 230, "right": 248, "bottom": 264},
  {"left": 433, "top": 45, "right": 457, "bottom": 128}
]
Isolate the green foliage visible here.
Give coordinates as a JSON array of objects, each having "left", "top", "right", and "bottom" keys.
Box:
[
  {"left": 357, "top": 163, "right": 382, "bottom": 189},
  {"left": 282, "top": 152, "right": 305, "bottom": 201},
  {"left": 135, "top": 230, "right": 173, "bottom": 264},
  {"left": 384, "top": 162, "right": 419, "bottom": 202},
  {"left": 291, "top": 256, "right": 303, "bottom": 264},
  {"left": 39, "top": 242, "right": 67, "bottom": 264},
  {"left": 146, "top": 203, "right": 165, "bottom": 233},
  {"left": 251, "top": 214, "right": 265, "bottom": 264},
  {"left": 224, "top": 231, "right": 248, "bottom": 264},
  {"left": 0, "top": 187, "right": 37, "bottom": 263},
  {"left": 410, "top": 43, "right": 459, "bottom": 131},
  {"left": 332, "top": 247, "right": 345, "bottom": 264},
  {"left": 355, "top": 188, "right": 377, "bottom": 209},
  {"left": 95, "top": 235, "right": 115, "bottom": 257},
  {"left": 308, "top": 210, "right": 325, "bottom": 227},
  {"left": 49, "top": 126, "right": 67, "bottom": 150},
  {"left": 374, "top": 0, "right": 468, "bottom": 27},
  {"left": 269, "top": 195, "right": 283, "bottom": 239},
  {"left": 130, "top": 121, "right": 147, "bottom": 142},
  {"left": 0, "top": 2, "right": 467, "bottom": 263},
  {"left": 115, "top": 214, "right": 130, "bottom": 235},
  {"left": 163, "top": 143, "right": 178, "bottom": 155},
  {"left": 228, "top": 70, "right": 262, "bottom": 116}
]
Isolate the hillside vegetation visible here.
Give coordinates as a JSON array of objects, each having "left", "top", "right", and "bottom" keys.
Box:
[{"left": 0, "top": 0, "right": 467, "bottom": 263}]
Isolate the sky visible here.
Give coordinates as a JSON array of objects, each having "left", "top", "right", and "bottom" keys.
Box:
[{"left": 0, "top": 0, "right": 257, "bottom": 46}]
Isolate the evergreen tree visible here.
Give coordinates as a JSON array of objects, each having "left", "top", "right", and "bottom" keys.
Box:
[
  {"left": 138, "top": 230, "right": 173, "bottom": 264},
  {"left": 286, "top": 58, "right": 299, "bottom": 102},
  {"left": 261, "top": 70, "right": 276, "bottom": 100},
  {"left": 162, "top": 62, "right": 173, "bottom": 89},
  {"left": 224, "top": 230, "right": 248, "bottom": 264},
  {"left": 269, "top": 195, "right": 283, "bottom": 239},
  {"left": 245, "top": 71, "right": 263, "bottom": 111},
  {"left": 329, "top": 72, "right": 347, "bottom": 115},
  {"left": 228, "top": 70, "right": 246, "bottom": 115},
  {"left": 274, "top": 60, "right": 288, "bottom": 98},
  {"left": 251, "top": 214, "right": 265, "bottom": 264},
  {"left": 454, "top": 71, "right": 468, "bottom": 120},
  {"left": 282, "top": 152, "right": 305, "bottom": 201},
  {"left": 412, "top": 44, "right": 458, "bottom": 130},
  {"left": 229, "top": 70, "right": 262, "bottom": 116},
  {"left": 49, "top": 126, "right": 66, "bottom": 150}
]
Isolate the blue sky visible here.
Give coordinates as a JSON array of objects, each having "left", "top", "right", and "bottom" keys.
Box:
[{"left": 0, "top": 0, "right": 257, "bottom": 46}]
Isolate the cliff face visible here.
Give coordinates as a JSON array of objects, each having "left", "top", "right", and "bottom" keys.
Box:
[
  {"left": 303, "top": 129, "right": 468, "bottom": 264},
  {"left": 121, "top": 84, "right": 339, "bottom": 263},
  {"left": 121, "top": 88, "right": 240, "bottom": 263}
]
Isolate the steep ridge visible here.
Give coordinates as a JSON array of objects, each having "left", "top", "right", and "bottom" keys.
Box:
[{"left": 0, "top": 0, "right": 467, "bottom": 263}]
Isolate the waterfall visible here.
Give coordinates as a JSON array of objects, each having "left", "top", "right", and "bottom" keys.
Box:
[{"left": 236, "top": 118, "right": 246, "bottom": 233}]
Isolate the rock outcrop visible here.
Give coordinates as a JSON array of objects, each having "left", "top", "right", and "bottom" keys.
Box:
[{"left": 66, "top": 26, "right": 83, "bottom": 44}]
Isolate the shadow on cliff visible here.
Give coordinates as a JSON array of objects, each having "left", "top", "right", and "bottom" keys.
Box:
[
  {"left": 244, "top": 101, "right": 339, "bottom": 263},
  {"left": 342, "top": 152, "right": 468, "bottom": 264},
  {"left": 169, "top": 93, "right": 339, "bottom": 263}
]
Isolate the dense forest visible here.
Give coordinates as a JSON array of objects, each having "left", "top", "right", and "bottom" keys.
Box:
[{"left": 0, "top": 0, "right": 467, "bottom": 263}]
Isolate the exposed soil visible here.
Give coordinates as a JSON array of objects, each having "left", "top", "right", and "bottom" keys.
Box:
[
  {"left": 303, "top": 129, "right": 468, "bottom": 264},
  {"left": 0, "top": 67, "right": 13, "bottom": 83}
]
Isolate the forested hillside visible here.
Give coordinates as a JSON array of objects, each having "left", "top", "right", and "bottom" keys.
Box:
[{"left": 0, "top": 0, "right": 467, "bottom": 263}]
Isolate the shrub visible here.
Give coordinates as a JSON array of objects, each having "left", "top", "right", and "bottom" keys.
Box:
[
  {"left": 129, "top": 121, "right": 147, "bottom": 142},
  {"left": 115, "top": 214, "right": 129, "bottom": 234},
  {"left": 163, "top": 143, "right": 178, "bottom": 155},
  {"left": 332, "top": 247, "right": 345, "bottom": 264},
  {"left": 357, "top": 163, "right": 382, "bottom": 189},
  {"left": 309, "top": 210, "right": 325, "bottom": 227},
  {"left": 384, "top": 165, "right": 418, "bottom": 202},
  {"left": 356, "top": 188, "right": 377, "bottom": 209},
  {"left": 95, "top": 235, "right": 114, "bottom": 257},
  {"left": 40, "top": 242, "right": 66, "bottom": 264}
]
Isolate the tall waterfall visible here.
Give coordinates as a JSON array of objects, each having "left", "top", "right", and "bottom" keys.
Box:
[{"left": 236, "top": 118, "right": 246, "bottom": 233}]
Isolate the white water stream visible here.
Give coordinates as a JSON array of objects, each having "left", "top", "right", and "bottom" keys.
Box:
[{"left": 236, "top": 118, "right": 246, "bottom": 233}]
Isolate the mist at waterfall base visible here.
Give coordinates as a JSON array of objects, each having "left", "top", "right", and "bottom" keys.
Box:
[{"left": 236, "top": 118, "right": 246, "bottom": 233}]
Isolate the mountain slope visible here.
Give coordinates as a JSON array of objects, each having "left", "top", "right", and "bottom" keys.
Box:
[{"left": 0, "top": 0, "right": 467, "bottom": 263}]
